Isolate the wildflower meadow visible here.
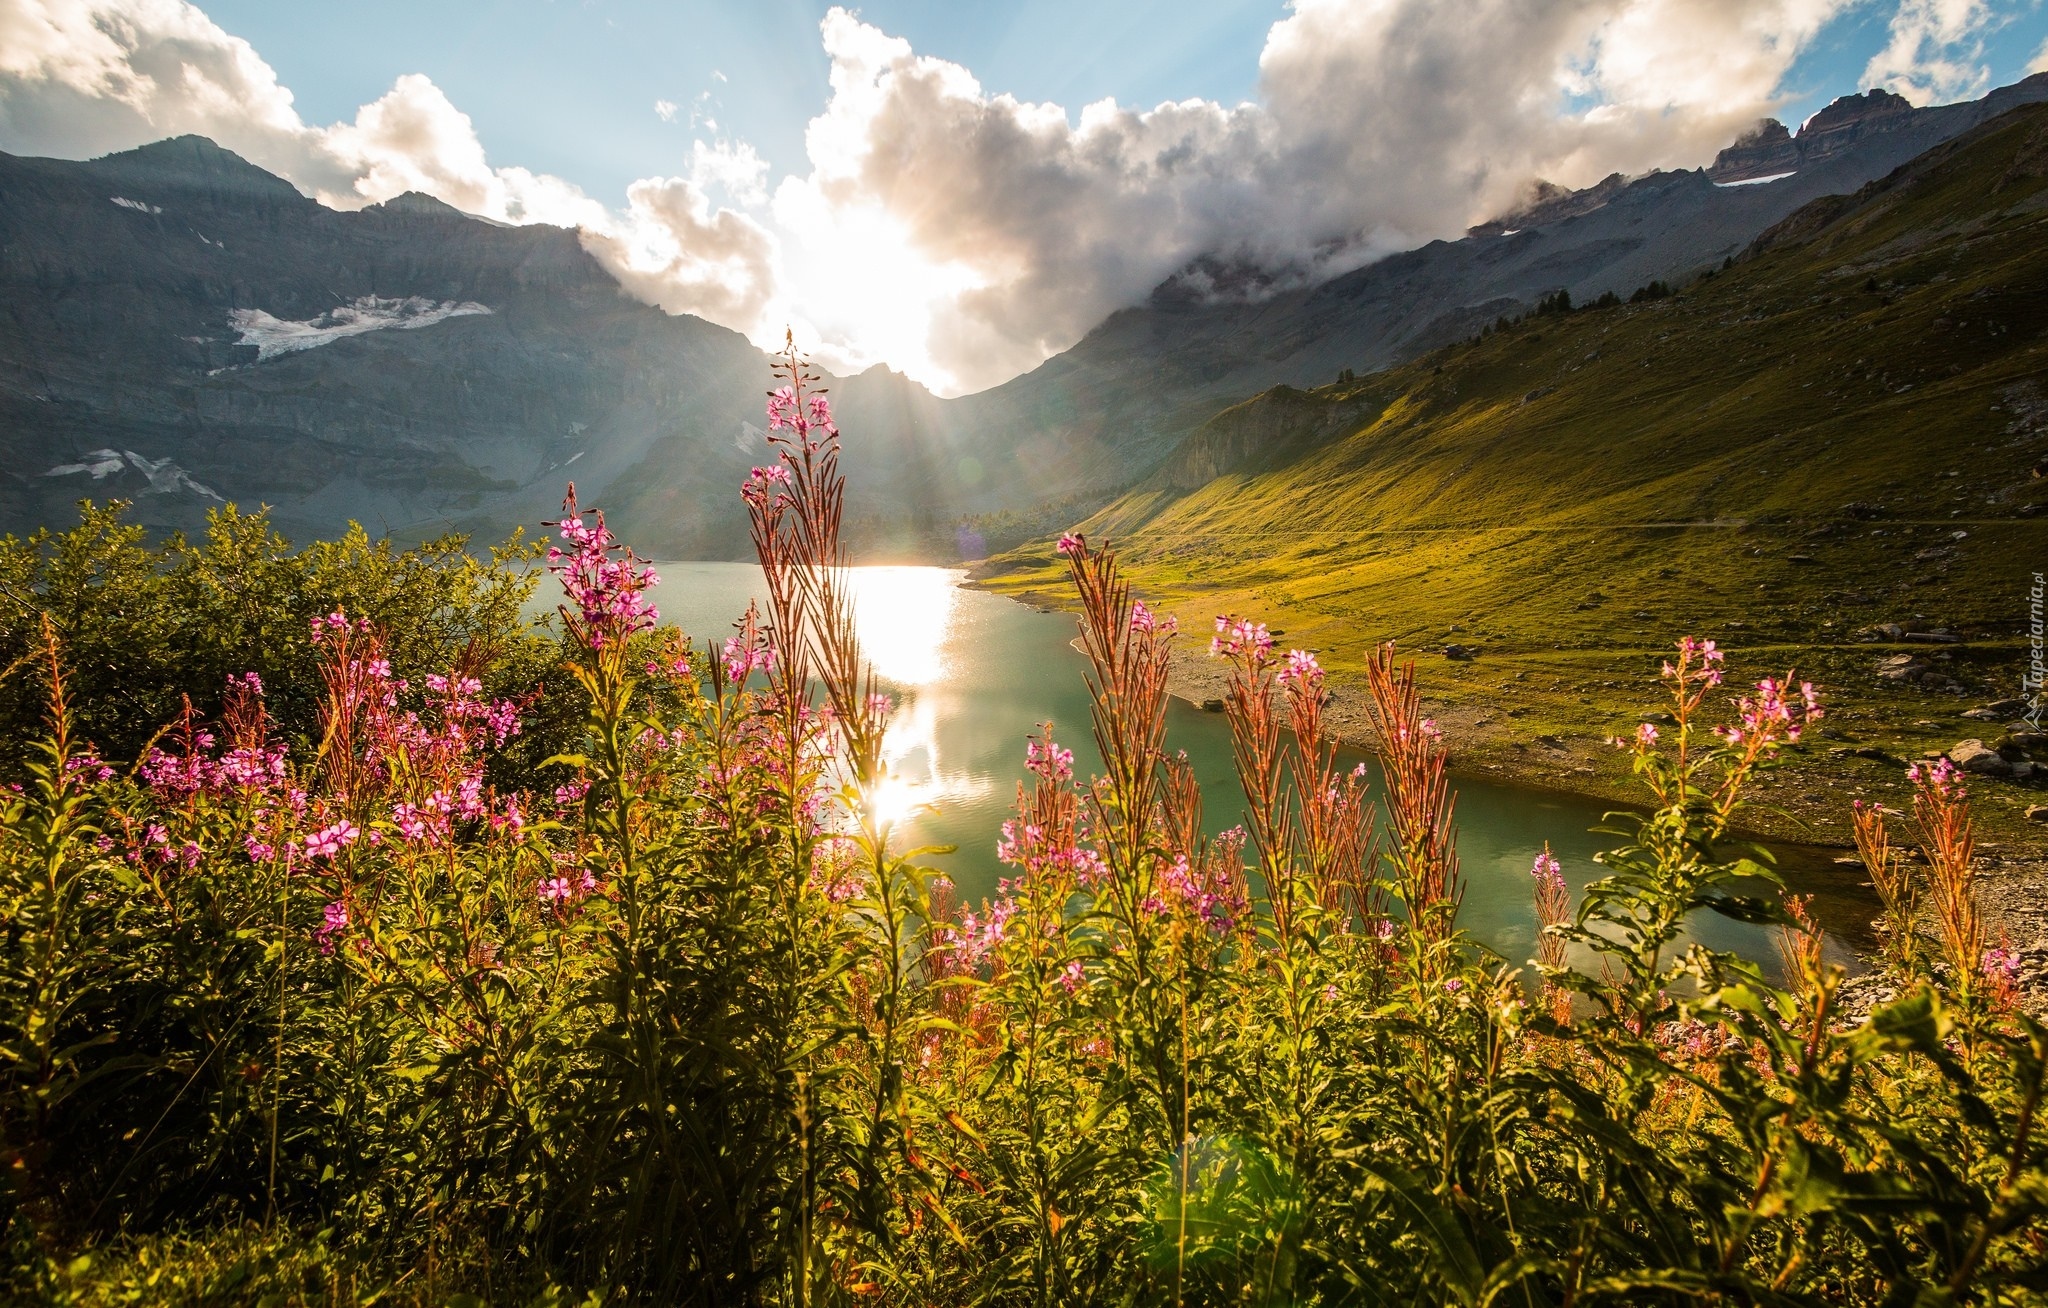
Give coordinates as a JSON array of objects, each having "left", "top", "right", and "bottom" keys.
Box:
[{"left": 3, "top": 340, "right": 2047, "bottom": 1305}]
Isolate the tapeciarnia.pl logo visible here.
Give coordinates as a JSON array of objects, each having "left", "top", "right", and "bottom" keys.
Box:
[{"left": 2027, "top": 571, "right": 2046, "bottom": 729}]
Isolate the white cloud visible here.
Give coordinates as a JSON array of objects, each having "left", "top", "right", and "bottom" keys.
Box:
[
  {"left": 688, "top": 137, "right": 768, "bottom": 206},
  {"left": 654, "top": 98, "right": 677, "bottom": 122},
  {"left": 1862, "top": 0, "right": 1999, "bottom": 104},
  {"left": 2028, "top": 33, "right": 2048, "bottom": 74},
  {"left": 0, "top": 0, "right": 776, "bottom": 332},
  {"left": 769, "top": 0, "right": 1851, "bottom": 392}
]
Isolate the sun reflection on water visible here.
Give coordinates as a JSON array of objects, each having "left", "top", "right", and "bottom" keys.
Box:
[
  {"left": 839, "top": 569, "right": 990, "bottom": 838},
  {"left": 845, "top": 567, "right": 958, "bottom": 687}
]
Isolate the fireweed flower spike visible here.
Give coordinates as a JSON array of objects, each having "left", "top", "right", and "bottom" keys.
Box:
[{"left": 548, "top": 487, "right": 660, "bottom": 652}]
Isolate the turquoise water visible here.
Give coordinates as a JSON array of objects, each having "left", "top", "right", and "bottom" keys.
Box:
[{"left": 538, "top": 562, "right": 1871, "bottom": 972}]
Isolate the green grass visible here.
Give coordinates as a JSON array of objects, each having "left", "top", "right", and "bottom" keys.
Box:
[{"left": 974, "top": 103, "right": 2048, "bottom": 848}]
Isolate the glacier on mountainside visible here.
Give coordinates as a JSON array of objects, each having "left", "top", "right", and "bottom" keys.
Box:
[
  {"left": 44, "top": 449, "right": 221, "bottom": 500},
  {"left": 229, "top": 296, "right": 493, "bottom": 361}
]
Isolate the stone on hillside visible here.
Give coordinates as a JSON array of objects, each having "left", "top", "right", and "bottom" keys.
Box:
[
  {"left": 1444, "top": 644, "right": 1476, "bottom": 661},
  {"left": 1980, "top": 698, "right": 2028, "bottom": 718},
  {"left": 2011, "top": 729, "right": 2048, "bottom": 750},
  {"left": 1962, "top": 707, "right": 2004, "bottom": 721},
  {"left": 1857, "top": 622, "right": 1906, "bottom": 641},
  {"left": 1904, "top": 631, "right": 1962, "bottom": 644},
  {"left": 1950, "top": 739, "right": 2013, "bottom": 776},
  {"left": 1200, "top": 699, "right": 1225, "bottom": 713},
  {"left": 1876, "top": 653, "right": 1925, "bottom": 680},
  {"left": 2030, "top": 805, "right": 2048, "bottom": 822}
]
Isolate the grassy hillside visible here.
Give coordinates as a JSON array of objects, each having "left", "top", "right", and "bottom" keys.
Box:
[{"left": 975, "top": 103, "right": 2048, "bottom": 848}]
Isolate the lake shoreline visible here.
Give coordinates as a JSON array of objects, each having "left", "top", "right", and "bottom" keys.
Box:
[{"left": 1029, "top": 581, "right": 2048, "bottom": 1002}]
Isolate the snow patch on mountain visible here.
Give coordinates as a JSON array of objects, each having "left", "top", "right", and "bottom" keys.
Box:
[
  {"left": 110, "top": 196, "right": 161, "bottom": 213},
  {"left": 229, "top": 296, "right": 493, "bottom": 361},
  {"left": 44, "top": 449, "right": 221, "bottom": 500},
  {"left": 1713, "top": 171, "right": 1798, "bottom": 188}
]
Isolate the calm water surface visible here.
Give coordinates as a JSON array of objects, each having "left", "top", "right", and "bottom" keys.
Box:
[{"left": 543, "top": 562, "right": 1871, "bottom": 972}]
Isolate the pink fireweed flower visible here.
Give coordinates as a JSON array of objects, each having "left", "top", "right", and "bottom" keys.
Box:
[
  {"left": 548, "top": 491, "right": 660, "bottom": 650},
  {"left": 539, "top": 869, "right": 600, "bottom": 907},
  {"left": 244, "top": 835, "right": 275, "bottom": 862},
  {"left": 1024, "top": 737, "right": 1075, "bottom": 782},
  {"left": 1985, "top": 945, "right": 2023, "bottom": 988},
  {"left": 765, "top": 385, "right": 799, "bottom": 430},
  {"left": 1059, "top": 960, "right": 1084, "bottom": 993},
  {"left": 491, "top": 798, "right": 525, "bottom": 837},
  {"left": 1907, "top": 756, "right": 1964, "bottom": 797},
  {"left": 1636, "top": 722, "right": 1659, "bottom": 748},
  {"left": 1719, "top": 675, "right": 1823, "bottom": 748},
  {"left": 1056, "top": 531, "right": 1084, "bottom": 556},
  {"left": 303, "top": 821, "right": 359, "bottom": 861},
  {"left": 1129, "top": 599, "right": 1177, "bottom": 635},
  {"left": 740, "top": 464, "right": 794, "bottom": 510},
  {"left": 315, "top": 900, "right": 349, "bottom": 955},
  {"left": 1278, "top": 648, "right": 1322, "bottom": 685},
  {"left": 1209, "top": 615, "right": 1274, "bottom": 660},
  {"left": 722, "top": 632, "right": 775, "bottom": 684},
  {"left": 1531, "top": 849, "right": 1566, "bottom": 894}
]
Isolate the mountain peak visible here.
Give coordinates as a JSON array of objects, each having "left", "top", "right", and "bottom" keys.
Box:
[
  {"left": 1802, "top": 87, "right": 1914, "bottom": 135},
  {"left": 85, "top": 134, "right": 305, "bottom": 203},
  {"left": 369, "top": 190, "right": 482, "bottom": 222}
]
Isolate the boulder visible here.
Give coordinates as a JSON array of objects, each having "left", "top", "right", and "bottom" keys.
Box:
[
  {"left": 1200, "top": 698, "right": 1225, "bottom": 713},
  {"left": 2030, "top": 805, "right": 2048, "bottom": 822},
  {"left": 1950, "top": 739, "right": 2013, "bottom": 776},
  {"left": 1876, "top": 653, "right": 1926, "bottom": 681},
  {"left": 1443, "top": 644, "right": 1476, "bottom": 661}
]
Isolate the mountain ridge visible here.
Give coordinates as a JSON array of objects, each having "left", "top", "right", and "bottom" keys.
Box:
[{"left": 3, "top": 75, "right": 2045, "bottom": 557}]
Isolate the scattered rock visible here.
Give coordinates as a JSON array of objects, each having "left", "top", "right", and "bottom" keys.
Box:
[
  {"left": 1903, "top": 631, "right": 1963, "bottom": 644},
  {"left": 1963, "top": 707, "right": 2006, "bottom": 721},
  {"left": 1443, "top": 644, "right": 1476, "bottom": 661},
  {"left": 2012, "top": 730, "right": 2048, "bottom": 750},
  {"left": 1976, "top": 699, "right": 2029, "bottom": 719},
  {"left": 2030, "top": 805, "right": 2048, "bottom": 822},
  {"left": 1857, "top": 622, "right": 1906, "bottom": 641},
  {"left": 1850, "top": 746, "right": 1894, "bottom": 761},
  {"left": 1841, "top": 501, "right": 1887, "bottom": 519},
  {"left": 1536, "top": 734, "right": 1566, "bottom": 748},
  {"left": 1639, "top": 711, "right": 1678, "bottom": 725},
  {"left": 1788, "top": 553, "right": 1816, "bottom": 564},
  {"left": 1200, "top": 698, "right": 1225, "bottom": 713},
  {"left": 1951, "top": 739, "right": 2014, "bottom": 776},
  {"left": 2017, "top": 761, "right": 2039, "bottom": 781},
  {"left": 1877, "top": 653, "right": 1927, "bottom": 681}
]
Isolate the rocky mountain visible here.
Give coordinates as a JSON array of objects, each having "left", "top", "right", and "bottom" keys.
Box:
[
  {"left": 3, "top": 75, "right": 2045, "bottom": 557},
  {"left": 0, "top": 135, "right": 987, "bottom": 557},
  {"left": 936, "top": 75, "right": 2048, "bottom": 509}
]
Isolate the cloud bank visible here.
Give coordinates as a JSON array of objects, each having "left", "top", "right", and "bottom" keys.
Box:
[
  {"left": 0, "top": 0, "right": 778, "bottom": 333},
  {"left": 0, "top": 0, "right": 2025, "bottom": 393}
]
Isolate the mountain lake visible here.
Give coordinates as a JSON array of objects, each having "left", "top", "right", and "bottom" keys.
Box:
[{"left": 536, "top": 561, "right": 1876, "bottom": 973}]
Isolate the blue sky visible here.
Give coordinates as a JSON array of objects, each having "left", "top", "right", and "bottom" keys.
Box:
[{"left": 197, "top": 0, "right": 2048, "bottom": 207}]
